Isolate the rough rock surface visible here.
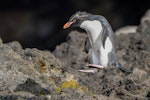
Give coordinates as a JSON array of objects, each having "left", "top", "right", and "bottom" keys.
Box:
[
  {"left": 0, "top": 39, "right": 96, "bottom": 99},
  {"left": 0, "top": 12, "right": 150, "bottom": 100},
  {"left": 54, "top": 20, "right": 150, "bottom": 99}
]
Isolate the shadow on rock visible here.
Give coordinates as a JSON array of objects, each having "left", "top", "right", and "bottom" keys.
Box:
[{"left": 15, "top": 78, "right": 50, "bottom": 95}]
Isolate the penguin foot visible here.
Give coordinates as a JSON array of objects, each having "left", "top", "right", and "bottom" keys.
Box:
[
  {"left": 78, "top": 68, "right": 98, "bottom": 73},
  {"left": 78, "top": 64, "right": 104, "bottom": 73},
  {"left": 88, "top": 64, "right": 104, "bottom": 69}
]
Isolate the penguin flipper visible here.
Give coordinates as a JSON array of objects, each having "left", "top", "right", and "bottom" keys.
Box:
[{"left": 101, "top": 26, "right": 109, "bottom": 49}]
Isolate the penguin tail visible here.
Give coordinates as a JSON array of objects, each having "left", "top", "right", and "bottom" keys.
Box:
[{"left": 113, "top": 62, "right": 132, "bottom": 74}]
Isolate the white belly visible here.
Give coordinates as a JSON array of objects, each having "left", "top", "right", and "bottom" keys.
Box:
[
  {"left": 79, "top": 20, "right": 113, "bottom": 67},
  {"left": 80, "top": 20, "right": 102, "bottom": 43},
  {"left": 100, "top": 37, "right": 112, "bottom": 67}
]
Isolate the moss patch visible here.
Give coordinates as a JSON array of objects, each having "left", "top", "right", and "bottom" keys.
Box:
[{"left": 55, "top": 79, "right": 88, "bottom": 94}]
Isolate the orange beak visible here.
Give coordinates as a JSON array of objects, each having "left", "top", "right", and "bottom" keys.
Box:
[
  {"left": 63, "top": 22, "right": 73, "bottom": 29},
  {"left": 63, "top": 20, "right": 76, "bottom": 29}
]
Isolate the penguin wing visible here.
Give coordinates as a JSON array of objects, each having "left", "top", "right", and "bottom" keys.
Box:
[
  {"left": 98, "top": 15, "right": 113, "bottom": 49},
  {"left": 102, "top": 26, "right": 109, "bottom": 49}
]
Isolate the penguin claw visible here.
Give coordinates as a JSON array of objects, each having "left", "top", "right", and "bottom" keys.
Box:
[
  {"left": 78, "top": 68, "right": 98, "bottom": 73},
  {"left": 78, "top": 64, "right": 104, "bottom": 73},
  {"left": 87, "top": 64, "right": 104, "bottom": 69}
]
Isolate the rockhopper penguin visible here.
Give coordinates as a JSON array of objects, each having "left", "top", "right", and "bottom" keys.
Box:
[{"left": 63, "top": 11, "right": 131, "bottom": 73}]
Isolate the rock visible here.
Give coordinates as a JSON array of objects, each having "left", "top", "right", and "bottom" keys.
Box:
[
  {"left": 130, "top": 68, "right": 148, "bottom": 82},
  {"left": 115, "top": 26, "right": 137, "bottom": 35},
  {"left": 15, "top": 78, "right": 50, "bottom": 95},
  {"left": 137, "top": 21, "right": 150, "bottom": 52},
  {"left": 0, "top": 91, "right": 35, "bottom": 100},
  {"left": 6, "top": 41, "right": 23, "bottom": 53},
  {"left": 53, "top": 31, "right": 90, "bottom": 71},
  {"left": 0, "top": 38, "right": 99, "bottom": 99},
  {"left": 0, "top": 43, "right": 37, "bottom": 92},
  {"left": 0, "top": 37, "right": 2, "bottom": 44},
  {"left": 141, "top": 9, "right": 150, "bottom": 24},
  {"left": 1, "top": 10, "right": 150, "bottom": 100}
]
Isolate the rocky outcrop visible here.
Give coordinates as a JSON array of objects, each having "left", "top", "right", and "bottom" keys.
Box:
[
  {"left": 0, "top": 10, "right": 150, "bottom": 99},
  {"left": 0, "top": 39, "right": 96, "bottom": 99},
  {"left": 54, "top": 15, "right": 150, "bottom": 99}
]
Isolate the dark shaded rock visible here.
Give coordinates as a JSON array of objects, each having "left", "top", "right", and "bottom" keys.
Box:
[
  {"left": 15, "top": 78, "right": 50, "bottom": 95},
  {"left": 141, "top": 9, "right": 150, "bottom": 24},
  {"left": 53, "top": 31, "right": 90, "bottom": 71},
  {"left": 147, "top": 91, "right": 150, "bottom": 97},
  {"left": 0, "top": 37, "right": 2, "bottom": 44}
]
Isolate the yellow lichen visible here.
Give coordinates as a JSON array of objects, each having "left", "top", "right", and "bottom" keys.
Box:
[
  {"left": 62, "top": 80, "right": 79, "bottom": 89},
  {"left": 38, "top": 61, "right": 47, "bottom": 73},
  {"left": 79, "top": 85, "right": 88, "bottom": 93},
  {"left": 55, "top": 79, "right": 89, "bottom": 94},
  {"left": 55, "top": 86, "right": 62, "bottom": 93}
]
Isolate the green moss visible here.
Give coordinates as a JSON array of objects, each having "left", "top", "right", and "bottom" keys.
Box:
[{"left": 40, "top": 90, "right": 47, "bottom": 95}]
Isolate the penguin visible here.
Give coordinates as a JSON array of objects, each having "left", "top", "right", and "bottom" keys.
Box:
[{"left": 63, "top": 11, "right": 131, "bottom": 73}]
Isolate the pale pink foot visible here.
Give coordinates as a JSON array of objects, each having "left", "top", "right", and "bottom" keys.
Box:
[
  {"left": 78, "top": 64, "right": 104, "bottom": 73},
  {"left": 88, "top": 64, "right": 104, "bottom": 69},
  {"left": 78, "top": 68, "right": 98, "bottom": 73}
]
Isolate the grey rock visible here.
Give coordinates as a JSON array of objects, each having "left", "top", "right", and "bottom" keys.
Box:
[
  {"left": 6, "top": 41, "right": 23, "bottom": 53},
  {"left": 141, "top": 9, "right": 150, "bottom": 24},
  {"left": 0, "top": 38, "right": 98, "bottom": 99},
  {"left": 0, "top": 37, "right": 2, "bottom": 44},
  {"left": 53, "top": 31, "right": 90, "bottom": 71},
  {"left": 1, "top": 10, "right": 150, "bottom": 99},
  {"left": 115, "top": 26, "right": 137, "bottom": 35},
  {"left": 0, "top": 43, "right": 36, "bottom": 92}
]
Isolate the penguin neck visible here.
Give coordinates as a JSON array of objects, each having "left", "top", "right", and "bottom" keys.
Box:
[{"left": 80, "top": 20, "right": 103, "bottom": 44}]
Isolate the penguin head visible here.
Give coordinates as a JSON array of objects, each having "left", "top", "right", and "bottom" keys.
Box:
[{"left": 63, "top": 11, "right": 91, "bottom": 29}]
